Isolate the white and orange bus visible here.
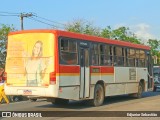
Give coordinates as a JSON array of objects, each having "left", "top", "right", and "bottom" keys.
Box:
[{"left": 4, "top": 29, "right": 153, "bottom": 106}]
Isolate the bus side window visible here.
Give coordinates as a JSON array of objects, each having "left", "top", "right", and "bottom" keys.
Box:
[
  {"left": 61, "top": 39, "right": 68, "bottom": 51},
  {"left": 125, "top": 48, "right": 129, "bottom": 66},
  {"left": 99, "top": 44, "right": 112, "bottom": 66},
  {"left": 91, "top": 43, "right": 99, "bottom": 65},
  {"left": 135, "top": 50, "right": 140, "bottom": 67},
  {"left": 109, "top": 46, "right": 113, "bottom": 66},
  {"left": 60, "top": 39, "right": 78, "bottom": 65},
  {"left": 100, "top": 44, "right": 104, "bottom": 65},
  {"left": 104, "top": 45, "right": 112, "bottom": 66},
  {"left": 113, "top": 46, "right": 117, "bottom": 66},
  {"left": 116, "top": 47, "right": 124, "bottom": 66},
  {"left": 139, "top": 50, "right": 145, "bottom": 67},
  {"left": 128, "top": 49, "right": 135, "bottom": 67}
]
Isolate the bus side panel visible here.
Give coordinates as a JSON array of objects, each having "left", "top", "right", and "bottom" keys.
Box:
[
  {"left": 57, "top": 65, "right": 80, "bottom": 100},
  {"left": 90, "top": 67, "right": 147, "bottom": 97},
  {"left": 105, "top": 67, "right": 138, "bottom": 96},
  {"left": 125, "top": 83, "right": 138, "bottom": 94},
  {"left": 90, "top": 66, "right": 114, "bottom": 84},
  {"left": 58, "top": 86, "right": 80, "bottom": 100},
  {"left": 114, "top": 67, "right": 131, "bottom": 83},
  {"left": 105, "top": 84, "right": 125, "bottom": 96},
  {"left": 58, "top": 65, "right": 80, "bottom": 86}
]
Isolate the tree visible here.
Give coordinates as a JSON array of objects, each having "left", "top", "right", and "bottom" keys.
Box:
[
  {"left": 148, "top": 39, "right": 160, "bottom": 54},
  {"left": 111, "top": 26, "right": 129, "bottom": 40},
  {"left": 147, "top": 39, "right": 160, "bottom": 65},
  {"left": 101, "top": 26, "right": 141, "bottom": 44},
  {"left": 65, "top": 19, "right": 142, "bottom": 44},
  {"left": 0, "top": 24, "right": 16, "bottom": 68},
  {"left": 65, "top": 19, "right": 101, "bottom": 36},
  {"left": 65, "top": 19, "right": 84, "bottom": 33},
  {"left": 100, "top": 26, "right": 112, "bottom": 38}
]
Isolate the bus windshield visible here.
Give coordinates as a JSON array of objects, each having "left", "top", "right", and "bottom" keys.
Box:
[
  {"left": 153, "top": 67, "right": 160, "bottom": 79},
  {"left": 153, "top": 67, "right": 160, "bottom": 74},
  {"left": 5, "top": 33, "right": 55, "bottom": 87}
]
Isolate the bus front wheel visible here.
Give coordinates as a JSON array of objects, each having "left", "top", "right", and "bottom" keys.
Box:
[
  {"left": 90, "top": 84, "right": 104, "bottom": 106},
  {"left": 153, "top": 86, "right": 157, "bottom": 92}
]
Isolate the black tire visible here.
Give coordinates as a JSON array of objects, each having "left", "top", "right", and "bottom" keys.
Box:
[
  {"left": 153, "top": 86, "right": 157, "bottom": 92},
  {"left": 1, "top": 99, "right": 5, "bottom": 104},
  {"left": 30, "top": 99, "right": 37, "bottom": 102},
  {"left": 13, "top": 96, "right": 21, "bottom": 102},
  {"left": 89, "top": 84, "right": 104, "bottom": 106},
  {"left": 7, "top": 96, "right": 13, "bottom": 102},
  {"left": 53, "top": 98, "right": 69, "bottom": 105}
]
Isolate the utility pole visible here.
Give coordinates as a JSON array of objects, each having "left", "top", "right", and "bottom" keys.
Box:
[{"left": 20, "top": 13, "right": 33, "bottom": 30}]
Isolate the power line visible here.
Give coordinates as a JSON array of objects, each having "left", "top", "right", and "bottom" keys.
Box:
[
  {"left": 0, "top": 14, "right": 19, "bottom": 16},
  {"left": 34, "top": 15, "right": 66, "bottom": 26},
  {"left": 0, "top": 11, "right": 66, "bottom": 29},
  {"left": 0, "top": 11, "right": 19, "bottom": 17},
  {"left": 28, "top": 17, "right": 58, "bottom": 28},
  {"left": 0, "top": 11, "right": 19, "bottom": 15}
]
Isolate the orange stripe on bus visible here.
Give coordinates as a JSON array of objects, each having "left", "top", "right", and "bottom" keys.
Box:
[
  {"left": 90, "top": 66, "right": 114, "bottom": 73},
  {"left": 59, "top": 65, "right": 114, "bottom": 74},
  {"left": 57, "top": 73, "right": 80, "bottom": 76},
  {"left": 59, "top": 65, "right": 80, "bottom": 73},
  {"left": 9, "top": 30, "right": 150, "bottom": 50}
]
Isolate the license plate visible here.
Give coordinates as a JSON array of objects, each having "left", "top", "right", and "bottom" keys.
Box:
[{"left": 23, "top": 90, "right": 32, "bottom": 95}]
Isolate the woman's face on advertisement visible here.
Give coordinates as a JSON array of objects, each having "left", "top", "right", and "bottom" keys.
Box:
[{"left": 33, "top": 43, "right": 41, "bottom": 57}]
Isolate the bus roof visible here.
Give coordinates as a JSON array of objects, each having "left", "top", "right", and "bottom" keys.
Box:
[{"left": 8, "top": 29, "right": 150, "bottom": 50}]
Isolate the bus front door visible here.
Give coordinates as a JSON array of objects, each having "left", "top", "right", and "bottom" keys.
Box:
[
  {"left": 147, "top": 53, "right": 153, "bottom": 90},
  {"left": 80, "top": 48, "right": 90, "bottom": 98}
]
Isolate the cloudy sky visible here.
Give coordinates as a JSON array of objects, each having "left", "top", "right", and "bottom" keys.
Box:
[{"left": 0, "top": 0, "right": 160, "bottom": 43}]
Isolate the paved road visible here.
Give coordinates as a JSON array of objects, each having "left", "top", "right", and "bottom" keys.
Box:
[{"left": 0, "top": 91, "right": 160, "bottom": 120}]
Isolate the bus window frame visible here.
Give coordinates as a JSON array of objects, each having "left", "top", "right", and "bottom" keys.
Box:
[
  {"left": 59, "top": 36, "right": 148, "bottom": 68},
  {"left": 59, "top": 37, "right": 79, "bottom": 65}
]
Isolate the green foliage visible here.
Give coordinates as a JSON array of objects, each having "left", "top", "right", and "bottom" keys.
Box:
[
  {"left": 65, "top": 19, "right": 101, "bottom": 36},
  {"left": 65, "top": 19, "right": 83, "bottom": 33},
  {"left": 147, "top": 39, "right": 160, "bottom": 65},
  {"left": 65, "top": 19, "right": 141, "bottom": 44},
  {"left": 83, "top": 24, "right": 101, "bottom": 36},
  {"left": 101, "top": 26, "right": 141, "bottom": 44},
  {"left": 0, "top": 24, "right": 16, "bottom": 68},
  {"left": 112, "top": 27, "right": 129, "bottom": 40},
  {"left": 147, "top": 39, "right": 160, "bottom": 54},
  {"left": 100, "top": 26, "right": 112, "bottom": 38}
]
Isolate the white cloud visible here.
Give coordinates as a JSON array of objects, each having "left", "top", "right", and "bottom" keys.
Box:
[
  {"left": 113, "top": 23, "right": 157, "bottom": 44},
  {"left": 132, "top": 23, "right": 155, "bottom": 43}
]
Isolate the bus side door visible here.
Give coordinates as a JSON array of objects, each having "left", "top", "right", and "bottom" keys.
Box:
[{"left": 80, "top": 48, "right": 90, "bottom": 98}]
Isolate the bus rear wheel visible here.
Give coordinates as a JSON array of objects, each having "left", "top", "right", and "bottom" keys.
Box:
[
  {"left": 89, "top": 84, "right": 104, "bottom": 106},
  {"left": 137, "top": 83, "right": 143, "bottom": 98},
  {"left": 30, "top": 98, "right": 37, "bottom": 102}
]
